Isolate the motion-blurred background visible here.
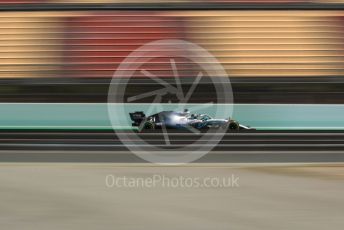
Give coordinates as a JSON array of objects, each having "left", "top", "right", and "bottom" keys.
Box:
[
  {"left": 1, "top": 0, "right": 344, "bottom": 103},
  {"left": 1, "top": 4, "right": 343, "bottom": 230}
]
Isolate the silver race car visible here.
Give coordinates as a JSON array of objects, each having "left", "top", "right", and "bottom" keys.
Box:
[{"left": 130, "top": 109, "right": 254, "bottom": 132}]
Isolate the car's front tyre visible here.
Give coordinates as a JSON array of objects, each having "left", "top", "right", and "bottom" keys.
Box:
[{"left": 228, "top": 120, "right": 240, "bottom": 131}]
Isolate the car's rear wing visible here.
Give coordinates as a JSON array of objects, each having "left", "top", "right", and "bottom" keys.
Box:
[{"left": 129, "top": 111, "right": 146, "bottom": 127}]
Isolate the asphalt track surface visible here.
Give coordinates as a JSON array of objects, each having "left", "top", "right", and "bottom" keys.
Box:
[
  {"left": 2, "top": 164, "right": 343, "bottom": 230},
  {"left": 1, "top": 131, "right": 344, "bottom": 163}
]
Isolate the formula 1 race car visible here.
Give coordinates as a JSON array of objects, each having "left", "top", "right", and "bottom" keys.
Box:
[{"left": 129, "top": 109, "right": 254, "bottom": 132}]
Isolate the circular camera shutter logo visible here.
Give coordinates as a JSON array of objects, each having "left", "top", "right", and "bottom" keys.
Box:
[{"left": 108, "top": 39, "right": 233, "bottom": 164}]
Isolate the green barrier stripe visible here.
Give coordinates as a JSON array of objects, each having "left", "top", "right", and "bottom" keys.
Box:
[{"left": 0, "top": 103, "right": 343, "bottom": 130}]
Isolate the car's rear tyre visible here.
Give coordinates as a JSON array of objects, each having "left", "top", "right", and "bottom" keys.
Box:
[{"left": 143, "top": 121, "right": 155, "bottom": 130}]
